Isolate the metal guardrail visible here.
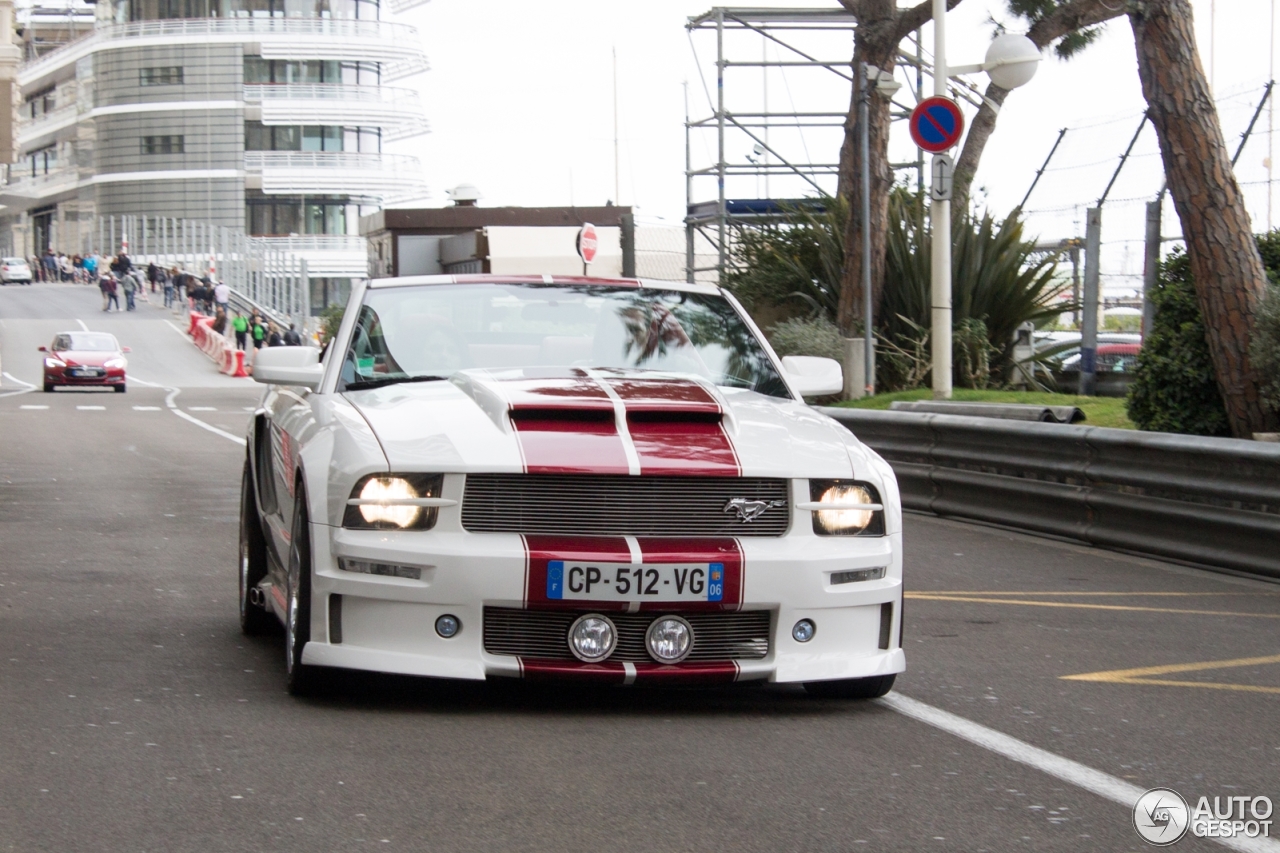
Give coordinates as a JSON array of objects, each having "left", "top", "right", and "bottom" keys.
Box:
[{"left": 819, "top": 408, "right": 1280, "bottom": 579}]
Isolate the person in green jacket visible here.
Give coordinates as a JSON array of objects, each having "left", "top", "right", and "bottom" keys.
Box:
[
  {"left": 232, "top": 312, "right": 249, "bottom": 351},
  {"left": 251, "top": 313, "right": 267, "bottom": 350}
]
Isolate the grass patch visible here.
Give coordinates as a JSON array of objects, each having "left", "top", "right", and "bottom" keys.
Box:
[{"left": 832, "top": 388, "right": 1135, "bottom": 429}]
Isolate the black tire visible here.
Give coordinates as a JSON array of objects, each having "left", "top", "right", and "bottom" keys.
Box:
[
  {"left": 239, "top": 459, "right": 274, "bottom": 636},
  {"left": 804, "top": 674, "right": 897, "bottom": 700},
  {"left": 114, "top": 384, "right": 126, "bottom": 394},
  {"left": 43, "top": 382, "right": 54, "bottom": 393},
  {"left": 284, "top": 479, "right": 320, "bottom": 696}
]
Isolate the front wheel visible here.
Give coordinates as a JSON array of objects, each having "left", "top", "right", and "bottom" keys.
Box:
[
  {"left": 285, "top": 480, "right": 320, "bottom": 696},
  {"left": 804, "top": 674, "right": 896, "bottom": 700},
  {"left": 114, "top": 384, "right": 126, "bottom": 394},
  {"left": 43, "top": 382, "right": 54, "bottom": 393}
]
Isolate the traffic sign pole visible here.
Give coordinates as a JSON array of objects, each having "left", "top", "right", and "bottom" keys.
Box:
[{"left": 931, "top": 0, "right": 952, "bottom": 400}]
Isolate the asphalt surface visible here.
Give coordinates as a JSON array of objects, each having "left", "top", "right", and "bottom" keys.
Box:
[{"left": 1, "top": 281, "right": 1276, "bottom": 852}]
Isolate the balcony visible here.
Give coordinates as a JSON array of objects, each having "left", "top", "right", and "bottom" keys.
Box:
[
  {"left": 244, "top": 151, "right": 426, "bottom": 203},
  {"left": 16, "top": 103, "right": 80, "bottom": 149},
  {"left": 0, "top": 166, "right": 80, "bottom": 204},
  {"left": 243, "top": 84, "right": 429, "bottom": 141},
  {"left": 20, "top": 17, "right": 428, "bottom": 88}
]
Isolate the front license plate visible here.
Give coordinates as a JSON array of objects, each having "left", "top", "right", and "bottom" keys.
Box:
[{"left": 547, "top": 561, "right": 724, "bottom": 602}]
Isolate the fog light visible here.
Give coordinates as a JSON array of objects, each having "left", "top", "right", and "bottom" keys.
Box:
[
  {"left": 568, "top": 614, "right": 617, "bottom": 662},
  {"left": 435, "top": 614, "right": 460, "bottom": 638},
  {"left": 830, "top": 567, "right": 886, "bottom": 585},
  {"left": 792, "top": 619, "right": 816, "bottom": 643},
  {"left": 646, "top": 615, "right": 693, "bottom": 663}
]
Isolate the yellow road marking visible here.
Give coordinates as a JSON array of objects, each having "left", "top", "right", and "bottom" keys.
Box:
[
  {"left": 1061, "top": 654, "right": 1280, "bottom": 695},
  {"left": 904, "top": 592, "right": 1280, "bottom": 619}
]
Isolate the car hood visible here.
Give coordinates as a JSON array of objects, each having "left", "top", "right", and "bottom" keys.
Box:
[
  {"left": 343, "top": 368, "right": 873, "bottom": 479},
  {"left": 54, "top": 350, "right": 120, "bottom": 367}
]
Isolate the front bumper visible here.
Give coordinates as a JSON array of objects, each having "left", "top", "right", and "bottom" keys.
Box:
[
  {"left": 299, "top": 524, "right": 905, "bottom": 686},
  {"left": 46, "top": 368, "right": 125, "bottom": 386}
]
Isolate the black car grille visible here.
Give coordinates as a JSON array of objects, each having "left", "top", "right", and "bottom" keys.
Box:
[
  {"left": 461, "top": 474, "right": 790, "bottom": 537},
  {"left": 483, "top": 607, "right": 772, "bottom": 662}
]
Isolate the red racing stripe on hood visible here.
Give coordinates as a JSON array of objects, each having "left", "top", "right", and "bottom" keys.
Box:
[
  {"left": 605, "top": 377, "right": 741, "bottom": 476},
  {"left": 495, "top": 372, "right": 632, "bottom": 475},
  {"left": 524, "top": 535, "right": 633, "bottom": 610},
  {"left": 635, "top": 538, "right": 743, "bottom": 612}
]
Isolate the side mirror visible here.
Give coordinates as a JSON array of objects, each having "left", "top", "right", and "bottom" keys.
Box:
[
  {"left": 782, "top": 355, "right": 843, "bottom": 398},
  {"left": 252, "top": 345, "right": 324, "bottom": 391},
  {"left": 121, "top": 346, "right": 132, "bottom": 353},
  {"left": 37, "top": 345, "right": 47, "bottom": 352}
]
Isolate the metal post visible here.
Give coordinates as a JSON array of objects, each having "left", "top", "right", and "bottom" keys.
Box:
[
  {"left": 1081, "top": 207, "right": 1102, "bottom": 396},
  {"left": 859, "top": 62, "right": 874, "bottom": 396},
  {"left": 1070, "top": 242, "right": 1081, "bottom": 327},
  {"left": 715, "top": 7, "right": 727, "bottom": 280},
  {"left": 930, "top": 0, "right": 952, "bottom": 399},
  {"left": 1142, "top": 200, "right": 1161, "bottom": 339},
  {"left": 684, "top": 80, "right": 695, "bottom": 283},
  {"left": 1018, "top": 127, "right": 1067, "bottom": 211}
]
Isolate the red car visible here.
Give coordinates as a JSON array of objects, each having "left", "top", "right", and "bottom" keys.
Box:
[{"left": 39, "top": 331, "right": 130, "bottom": 392}]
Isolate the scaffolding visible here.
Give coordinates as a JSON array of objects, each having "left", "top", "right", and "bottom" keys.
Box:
[{"left": 684, "top": 7, "right": 929, "bottom": 284}]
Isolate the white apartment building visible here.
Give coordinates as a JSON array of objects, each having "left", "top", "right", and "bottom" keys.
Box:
[{"left": 1, "top": 0, "right": 428, "bottom": 311}]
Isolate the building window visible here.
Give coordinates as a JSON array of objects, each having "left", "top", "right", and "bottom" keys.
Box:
[
  {"left": 142, "top": 135, "right": 185, "bottom": 155},
  {"left": 243, "top": 58, "right": 380, "bottom": 85},
  {"left": 26, "top": 145, "right": 58, "bottom": 177},
  {"left": 245, "top": 122, "right": 379, "bottom": 153},
  {"left": 24, "top": 89, "right": 56, "bottom": 120},
  {"left": 140, "top": 66, "right": 184, "bottom": 86},
  {"left": 246, "top": 196, "right": 356, "bottom": 236}
]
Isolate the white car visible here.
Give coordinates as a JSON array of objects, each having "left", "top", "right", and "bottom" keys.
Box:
[
  {"left": 240, "top": 275, "right": 905, "bottom": 698},
  {"left": 1, "top": 257, "right": 32, "bottom": 284}
]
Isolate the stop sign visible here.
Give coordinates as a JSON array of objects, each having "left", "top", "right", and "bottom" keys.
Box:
[{"left": 577, "top": 223, "right": 598, "bottom": 265}]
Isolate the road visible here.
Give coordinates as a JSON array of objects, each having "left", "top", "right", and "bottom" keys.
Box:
[{"left": 1, "top": 282, "right": 1276, "bottom": 852}]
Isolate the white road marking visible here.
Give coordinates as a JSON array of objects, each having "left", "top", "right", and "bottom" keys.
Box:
[
  {"left": 132, "top": 406, "right": 161, "bottom": 411},
  {"left": 75, "top": 319, "right": 89, "bottom": 331},
  {"left": 188, "top": 406, "right": 217, "bottom": 411},
  {"left": 162, "top": 319, "right": 189, "bottom": 338},
  {"left": 163, "top": 386, "right": 245, "bottom": 447},
  {"left": 126, "top": 375, "right": 165, "bottom": 388},
  {"left": 20, "top": 405, "right": 48, "bottom": 410},
  {"left": 76, "top": 405, "right": 105, "bottom": 411},
  {"left": 3, "top": 371, "right": 36, "bottom": 389},
  {"left": 880, "top": 693, "right": 1280, "bottom": 853}
]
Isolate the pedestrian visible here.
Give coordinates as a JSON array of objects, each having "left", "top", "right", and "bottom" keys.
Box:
[
  {"left": 213, "top": 279, "right": 230, "bottom": 313},
  {"left": 232, "top": 311, "right": 249, "bottom": 350},
  {"left": 104, "top": 275, "right": 120, "bottom": 312},
  {"left": 41, "top": 249, "right": 57, "bottom": 283},
  {"left": 83, "top": 253, "right": 98, "bottom": 284},
  {"left": 147, "top": 262, "right": 159, "bottom": 293},
  {"left": 111, "top": 252, "right": 133, "bottom": 279},
  {"left": 162, "top": 267, "right": 174, "bottom": 308},
  {"left": 267, "top": 323, "right": 284, "bottom": 347},
  {"left": 212, "top": 307, "right": 227, "bottom": 335},
  {"left": 251, "top": 313, "right": 267, "bottom": 350},
  {"left": 98, "top": 274, "right": 110, "bottom": 310},
  {"left": 122, "top": 273, "right": 137, "bottom": 311},
  {"left": 59, "top": 254, "right": 73, "bottom": 282},
  {"left": 283, "top": 323, "right": 303, "bottom": 346}
]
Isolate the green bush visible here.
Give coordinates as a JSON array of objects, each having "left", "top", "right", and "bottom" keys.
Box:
[
  {"left": 1251, "top": 282, "right": 1280, "bottom": 414},
  {"left": 1126, "top": 248, "right": 1231, "bottom": 436},
  {"left": 766, "top": 316, "right": 843, "bottom": 361},
  {"left": 320, "top": 303, "right": 345, "bottom": 346}
]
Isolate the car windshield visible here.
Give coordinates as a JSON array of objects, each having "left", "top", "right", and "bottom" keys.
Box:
[
  {"left": 56, "top": 333, "right": 118, "bottom": 352},
  {"left": 338, "top": 283, "right": 789, "bottom": 398},
  {"left": 3, "top": 258, "right": 25, "bottom": 265}
]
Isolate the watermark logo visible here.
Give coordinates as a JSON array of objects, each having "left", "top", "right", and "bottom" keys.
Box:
[
  {"left": 1133, "top": 788, "right": 1190, "bottom": 846},
  {"left": 1133, "top": 789, "right": 1274, "bottom": 845}
]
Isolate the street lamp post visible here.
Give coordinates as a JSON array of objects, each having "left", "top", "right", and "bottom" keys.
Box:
[{"left": 930, "top": 0, "right": 951, "bottom": 400}]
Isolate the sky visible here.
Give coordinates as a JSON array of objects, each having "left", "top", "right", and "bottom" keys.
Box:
[{"left": 390, "top": 0, "right": 1279, "bottom": 295}]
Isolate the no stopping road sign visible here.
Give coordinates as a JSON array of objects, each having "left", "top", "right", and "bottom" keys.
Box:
[{"left": 910, "top": 97, "right": 965, "bottom": 153}]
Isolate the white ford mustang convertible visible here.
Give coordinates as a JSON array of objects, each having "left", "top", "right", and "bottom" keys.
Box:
[{"left": 240, "top": 274, "right": 905, "bottom": 697}]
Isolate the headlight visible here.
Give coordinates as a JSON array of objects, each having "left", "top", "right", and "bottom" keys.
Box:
[
  {"left": 104, "top": 358, "right": 126, "bottom": 369},
  {"left": 807, "top": 480, "right": 885, "bottom": 536},
  {"left": 44, "top": 358, "right": 65, "bottom": 368},
  {"left": 342, "top": 473, "right": 444, "bottom": 530}
]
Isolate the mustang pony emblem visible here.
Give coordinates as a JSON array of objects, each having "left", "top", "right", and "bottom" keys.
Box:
[{"left": 723, "top": 498, "right": 787, "bottom": 523}]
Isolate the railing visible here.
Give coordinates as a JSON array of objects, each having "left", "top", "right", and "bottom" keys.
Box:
[
  {"left": 243, "top": 83, "right": 419, "bottom": 104},
  {"left": 16, "top": 103, "right": 78, "bottom": 138},
  {"left": 244, "top": 151, "right": 418, "bottom": 172},
  {"left": 254, "top": 234, "right": 367, "bottom": 252},
  {"left": 820, "top": 408, "right": 1280, "bottom": 579},
  {"left": 21, "top": 17, "right": 426, "bottom": 84},
  {"left": 1, "top": 166, "right": 79, "bottom": 197}
]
